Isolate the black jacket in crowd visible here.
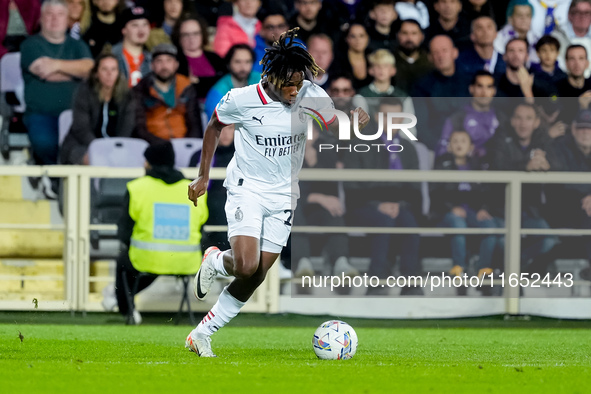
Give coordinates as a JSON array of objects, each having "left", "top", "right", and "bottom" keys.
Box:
[
  {"left": 429, "top": 153, "right": 491, "bottom": 222},
  {"left": 411, "top": 77, "right": 471, "bottom": 150},
  {"left": 489, "top": 126, "right": 561, "bottom": 218},
  {"left": 546, "top": 133, "right": 591, "bottom": 225},
  {"left": 366, "top": 21, "right": 399, "bottom": 53},
  {"left": 82, "top": 16, "right": 123, "bottom": 58},
  {"left": 60, "top": 81, "right": 135, "bottom": 164},
  {"left": 300, "top": 132, "right": 341, "bottom": 204},
  {"left": 343, "top": 131, "right": 422, "bottom": 217}
]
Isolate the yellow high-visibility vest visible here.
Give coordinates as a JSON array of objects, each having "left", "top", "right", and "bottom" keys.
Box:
[{"left": 127, "top": 176, "right": 208, "bottom": 274}]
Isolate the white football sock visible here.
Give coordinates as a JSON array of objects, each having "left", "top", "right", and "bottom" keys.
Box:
[
  {"left": 212, "top": 250, "right": 230, "bottom": 276},
  {"left": 196, "top": 286, "right": 245, "bottom": 336}
]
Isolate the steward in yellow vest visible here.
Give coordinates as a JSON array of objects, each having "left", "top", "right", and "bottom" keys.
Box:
[{"left": 115, "top": 142, "right": 208, "bottom": 323}]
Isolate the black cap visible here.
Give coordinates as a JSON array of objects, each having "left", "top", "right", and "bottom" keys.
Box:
[
  {"left": 575, "top": 110, "right": 591, "bottom": 129},
  {"left": 144, "top": 142, "right": 175, "bottom": 167},
  {"left": 120, "top": 6, "right": 149, "bottom": 28},
  {"left": 151, "top": 43, "right": 178, "bottom": 60}
]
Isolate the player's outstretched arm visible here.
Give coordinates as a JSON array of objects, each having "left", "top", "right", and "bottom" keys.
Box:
[{"left": 188, "top": 114, "right": 228, "bottom": 206}]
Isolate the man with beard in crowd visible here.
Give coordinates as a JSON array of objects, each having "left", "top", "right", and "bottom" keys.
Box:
[
  {"left": 133, "top": 43, "right": 203, "bottom": 144},
  {"left": 394, "top": 19, "right": 433, "bottom": 94}
]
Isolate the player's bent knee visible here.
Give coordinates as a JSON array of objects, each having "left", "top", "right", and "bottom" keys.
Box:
[{"left": 233, "top": 256, "right": 259, "bottom": 279}]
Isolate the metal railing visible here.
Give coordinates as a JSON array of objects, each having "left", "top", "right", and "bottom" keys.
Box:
[
  {"left": 0, "top": 166, "right": 277, "bottom": 314},
  {"left": 1, "top": 165, "right": 590, "bottom": 315}
]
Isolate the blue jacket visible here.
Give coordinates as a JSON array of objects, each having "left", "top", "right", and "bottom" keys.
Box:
[{"left": 204, "top": 71, "right": 261, "bottom": 119}]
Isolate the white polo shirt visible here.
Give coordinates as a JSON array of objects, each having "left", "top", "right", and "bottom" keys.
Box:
[{"left": 214, "top": 80, "right": 334, "bottom": 202}]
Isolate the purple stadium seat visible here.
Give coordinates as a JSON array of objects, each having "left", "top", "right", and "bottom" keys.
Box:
[
  {"left": 170, "top": 138, "right": 203, "bottom": 168},
  {"left": 58, "top": 110, "right": 72, "bottom": 147},
  {"left": 88, "top": 137, "right": 148, "bottom": 167},
  {"left": 86, "top": 137, "right": 148, "bottom": 249},
  {"left": 0, "top": 52, "right": 25, "bottom": 112}
]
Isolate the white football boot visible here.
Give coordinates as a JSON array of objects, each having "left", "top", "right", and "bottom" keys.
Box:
[
  {"left": 185, "top": 329, "right": 217, "bottom": 357},
  {"left": 194, "top": 246, "right": 219, "bottom": 301}
]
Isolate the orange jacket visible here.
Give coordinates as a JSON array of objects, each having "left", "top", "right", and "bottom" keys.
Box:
[{"left": 133, "top": 73, "right": 203, "bottom": 144}]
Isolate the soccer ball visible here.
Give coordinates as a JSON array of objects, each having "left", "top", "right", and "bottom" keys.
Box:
[{"left": 312, "top": 320, "right": 358, "bottom": 360}]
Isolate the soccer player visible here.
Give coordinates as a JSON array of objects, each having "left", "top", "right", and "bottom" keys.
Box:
[{"left": 185, "top": 29, "right": 369, "bottom": 357}]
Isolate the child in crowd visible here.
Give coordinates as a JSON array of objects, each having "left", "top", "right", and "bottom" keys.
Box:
[
  {"left": 366, "top": 0, "right": 399, "bottom": 51},
  {"left": 358, "top": 49, "right": 416, "bottom": 137},
  {"left": 359, "top": 49, "right": 400, "bottom": 97},
  {"left": 530, "top": 34, "right": 567, "bottom": 86},
  {"left": 430, "top": 130, "right": 502, "bottom": 292}
]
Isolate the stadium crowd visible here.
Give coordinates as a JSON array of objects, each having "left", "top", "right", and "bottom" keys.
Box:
[{"left": 2, "top": 0, "right": 591, "bottom": 294}]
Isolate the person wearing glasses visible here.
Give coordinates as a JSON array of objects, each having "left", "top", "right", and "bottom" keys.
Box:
[
  {"left": 253, "top": 5, "right": 303, "bottom": 74},
  {"left": 172, "top": 14, "right": 225, "bottom": 101},
  {"left": 563, "top": 0, "right": 591, "bottom": 39}
]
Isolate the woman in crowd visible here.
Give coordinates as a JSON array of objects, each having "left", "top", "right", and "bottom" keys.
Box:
[
  {"left": 61, "top": 53, "right": 135, "bottom": 165},
  {"left": 66, "top": 0, "right": 91, "bottom": 39},
  {"left": 173, "top": 14, "right": 225, "bottom": 101},
  {"left": 146, "top": 0, "right": 184, "bottom": 50},
  {"left": 213, "top": 0, "right": 261, "bottom": 58},
  {"left": 333, "top": 23, "right": 372, "bottom": 90}
]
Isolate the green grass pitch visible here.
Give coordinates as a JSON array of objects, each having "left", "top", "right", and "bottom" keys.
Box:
[{"left": 0, "top": 313, "right": 590, "bottom": 394}]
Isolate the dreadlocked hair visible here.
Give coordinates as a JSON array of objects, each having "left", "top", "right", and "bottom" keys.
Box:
[{"left": 260, "top": 27, "right": 324, "bottom": 90}]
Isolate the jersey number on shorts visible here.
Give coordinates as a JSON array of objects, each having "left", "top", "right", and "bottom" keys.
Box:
[{"left": 283, "top": 210, "right": 293, "bottom": 226}]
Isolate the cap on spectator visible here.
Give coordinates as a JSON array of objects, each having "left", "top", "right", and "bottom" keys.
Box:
[
  {"left": 144, "top": 142, "right": 175, "bottom": 167},
  {"left": 121, "top": 6, "right": 149, "bottom": 27},
  {"left": 574, "top": 110, "right": 591, "bottom": 128},
  {"left": 152, "top": 43, "right": 178, "bottom": 60}
]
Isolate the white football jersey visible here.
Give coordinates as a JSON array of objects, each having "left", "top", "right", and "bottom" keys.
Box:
[{"left": 214, "top": 80, "right": 334, "bottom": 203}]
